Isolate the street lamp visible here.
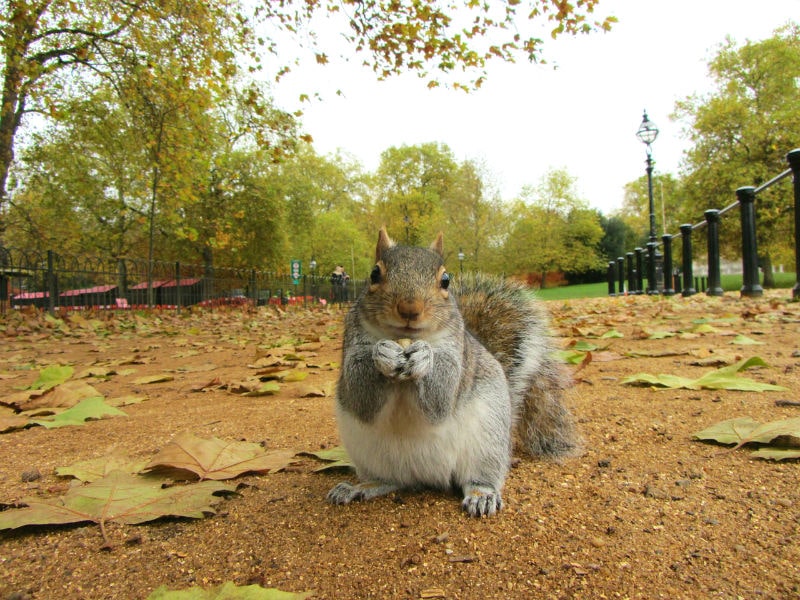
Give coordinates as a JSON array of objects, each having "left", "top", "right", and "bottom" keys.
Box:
[
  {"left": 636, "top": 110, "right": 661, "bottom": 293},
  {"left": 309, "top": 257, "right": 317, "bottom": 302},
  {"left": 458, "top": 248, "right": 465, "bottom": 276},
  {"left": 636, "top": 110, "right": 659, "bottom": 243}
]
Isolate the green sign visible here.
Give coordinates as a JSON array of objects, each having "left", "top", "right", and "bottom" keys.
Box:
[{"left": 290, "top": 259, "right": 301, "bottom": 284}]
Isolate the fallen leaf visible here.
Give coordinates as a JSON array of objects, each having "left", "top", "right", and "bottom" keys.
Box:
[
  {"left": 647, "top": 331, "right": 676, "bottom": 340},
  {"left": 147, "top": 582, "right": 313, "bottom": 600},
  {"left": 77, "top": 366, "right": 116, "bottom": 379},
  {"left": 56, "top": 455, "right": 149, "bottom": 482},
  {"left": 133, "top": 374, "right": 174, "bottom": 385},
  {"left": 240, "top": 381, "right": 281, "bottom": 396},
  {"left": 280, "top": 370, "right": 308, "bottom": 383},
  {"left": 731, "top": 334, "right": 765, "bottom": 345},
  {"left": 555, "top": 350, "right": 588, "bottom": 365},
  {"left": 32, "top": 397, "right": 127, "bottom": 429},
  {"left": 0, "top": 413, "right": 30, "bottom": 433},
  {"left": 731, "top": 417, "right": 800, "bottom": 450},
  {"left": 26, "top": 365, "right": 74, "bottom": 391},
  {"left": 106, "top": 395, "right": 147, "bottom": 407},
  {"left": 692, "top": 417, "right": 761, "bottom": 445},
  {"left": 39, "top": 380, "right": 104, "bottom": 409},
  {"left": 622, "top": 357, "right": 788, "bottom": 392},
  {"left": 0, "top": 471, "right": 235, "bottom": 544},
  {"left": 191, "top": 377, "right": 222, "bottom": 392},
  {"left": 751, "top": 447, "right": 800, "bottom": 461},
  {"left": 300, "top": 446, "right": 353, "bottom": 471},
  {"left": 144, "top": 432, "right": 298, "bottom": 480},
  {"left": 600, "top": 329, "right": 624, "bottom": 339}
]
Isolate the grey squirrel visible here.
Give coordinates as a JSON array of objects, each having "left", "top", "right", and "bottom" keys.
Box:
[{"left": 327, "top": 227, "right": 580, "bottom": 516}]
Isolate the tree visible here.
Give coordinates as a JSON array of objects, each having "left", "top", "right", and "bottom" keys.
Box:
[
  {"left": 172, "top": 79, "right": 298, "bottom": 271},
  {"left": 441, "top": 159, "right": 506, "bottom": 272},
  {"left": 504, "top": 168, "right": 604, "bottom": 286},
  {"left": 371, "top": 143, "right": 458, "bottom": 245},
  {"left": 618, "top": 172, "right": 683, "bottom": 248},
  {"left": 5, "top": 90, "right": 151, "bottom": 258},
  {"left": 598, "top": 213, "right": 637, "bottom": 263},
  {"left": 0, "top": 0, "right": 254, "bottom": 235},
  {"left": 673, "top": 25, "right": 800, "bottom": 286},
  {"left": 252, "top": 0, "right": 614, "bottom": 93}
]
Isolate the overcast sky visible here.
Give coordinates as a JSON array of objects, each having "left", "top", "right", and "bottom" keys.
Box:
[{"left": 271, "top": 0, "right": 799, "bottom": 215}]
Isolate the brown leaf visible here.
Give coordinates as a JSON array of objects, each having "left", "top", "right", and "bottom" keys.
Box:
[
  {"left": 191, "top": 377, "right": 222, "bottom": 392},
  {"left": 144, "top": 432, "right": 299, "bottom": 480}
]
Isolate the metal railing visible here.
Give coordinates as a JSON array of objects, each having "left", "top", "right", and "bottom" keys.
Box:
[
  {"left": 607, "top": 148, "right": 800, "bottom": 300},
  {"left": 0, "top": 250, "right": 363, "bottom": 313}
]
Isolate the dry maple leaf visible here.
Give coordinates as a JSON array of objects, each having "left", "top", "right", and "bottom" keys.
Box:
[
  {"left": 144, "top": 432, "right": 298, "bottom": 480},
  {"left": 0, "top": 470, "right": 234, "bottom": 545}
]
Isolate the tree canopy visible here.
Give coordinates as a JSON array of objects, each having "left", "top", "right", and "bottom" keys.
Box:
[
  {"left": 1, "top": 0, "right": 615, "bottom": 235},
  {"left": 673, "top": 24, "right": 800, "bottom": 283}
]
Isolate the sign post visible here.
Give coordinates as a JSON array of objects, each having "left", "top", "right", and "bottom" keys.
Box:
[{"left": 290, "top": 260, "right": 302, "bottom": 285}]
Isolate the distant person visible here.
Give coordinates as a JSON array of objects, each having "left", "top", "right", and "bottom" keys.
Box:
[
  {"left": 341, "top": 268, "right": 350, "bottom": 302},
  {"left": 331, "top": 265, "right": 346, "bottom": 303}
]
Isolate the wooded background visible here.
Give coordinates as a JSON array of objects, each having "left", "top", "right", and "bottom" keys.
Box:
[{"left": 1, "top": 3, "right": 797, "bottom": 285}]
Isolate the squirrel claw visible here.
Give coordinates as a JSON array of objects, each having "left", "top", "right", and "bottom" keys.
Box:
[
  {"left": 327, "top": 480, "right": 401, "bottom": 506},
  {"left": 461, "top": 486, "right": 503, "bottom": 517},
  {"left": 326, "top": 482, "right": 362, "bottom": 505}
]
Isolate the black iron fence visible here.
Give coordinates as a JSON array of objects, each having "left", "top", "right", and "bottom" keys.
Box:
[
  {"left": 0, "top": 250, "right": 363, "bottom": 313},
  {"left": 607, "top": 148, "right": 800, "bottom": 300}
]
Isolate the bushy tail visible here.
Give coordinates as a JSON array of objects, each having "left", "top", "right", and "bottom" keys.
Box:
[{"left": 456, "top": 274, "right": 582, "bottom": 460}]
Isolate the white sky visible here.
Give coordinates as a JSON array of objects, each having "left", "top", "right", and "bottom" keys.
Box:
[{"left": 271, "top": 0, "right": 799, "bottom": 215}]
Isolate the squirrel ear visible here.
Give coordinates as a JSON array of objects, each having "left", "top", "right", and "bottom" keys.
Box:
[
  {"left": 430, "top": 232, "right": 444, "bottom": 257},
  {"left": 376, "top": 226, "right": 394, "bottom": 261}
]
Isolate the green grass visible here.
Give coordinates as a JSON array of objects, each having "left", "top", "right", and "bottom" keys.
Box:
[
  {"left": 533, "top": 282, "right": 609, "bottom": 301},
  {"left": 533, "top": 272, "right": 797, "bottom": 301}
]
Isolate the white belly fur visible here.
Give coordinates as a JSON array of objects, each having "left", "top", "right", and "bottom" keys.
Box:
[{"left": 337, "top": 383, "right": 506, "bottom": 490}]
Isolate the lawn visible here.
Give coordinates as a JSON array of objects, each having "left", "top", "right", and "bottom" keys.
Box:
[{"left": 535, "top": 271, "right": 797, "bottom": 301}]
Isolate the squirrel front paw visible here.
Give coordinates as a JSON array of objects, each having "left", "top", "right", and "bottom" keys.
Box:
[
  {"left": 373, "top": 340, "right": 406, "bottom": 378},
  {"left": 399, "top": 340, "right": 433, "bottom": 379},
  {"left": 461, "top": 483, "right": 503, "bottom": 517},
  {"left": 327, "top": 480, "right": 400, "bottom": 505},
  {"left": 373, "top": 339, "right": 433, "bottom": 380}
]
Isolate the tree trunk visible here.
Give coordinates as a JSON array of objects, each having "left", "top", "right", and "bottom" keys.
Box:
[
  {"left": 0, "top": 30, "right": 27, "bottom": 236},
  {"left": 761, "top": 252, "right": 775, "bottom": 289}
]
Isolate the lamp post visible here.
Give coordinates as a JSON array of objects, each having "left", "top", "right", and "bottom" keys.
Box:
[
  {"left": 309, "top": 257, "right": 317, "bottom": 302},
  {"left": 458, "top": 248, "right": 465, "bottom": 276},
  {"left": 636, "top": 110, "right": 661, "bottom": 294}
]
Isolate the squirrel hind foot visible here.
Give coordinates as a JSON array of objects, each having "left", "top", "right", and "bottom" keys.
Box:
[{"left": 461, "top": 484, "right": 503, "bottom": 517}]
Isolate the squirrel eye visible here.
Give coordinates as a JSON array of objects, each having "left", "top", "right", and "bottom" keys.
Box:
[
  {"left": 440, "top": 272, "right": 450, "bottom": 290},
  {"left": 370, "top": 265, "right": 381, "bottom": 285}
]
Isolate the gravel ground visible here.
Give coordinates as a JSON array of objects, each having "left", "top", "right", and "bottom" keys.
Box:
[{"left": 1, "top": 291, "right": 799, "bottom": 599}]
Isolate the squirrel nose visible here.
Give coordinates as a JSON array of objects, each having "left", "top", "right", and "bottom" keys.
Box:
[{"left": 397, "top": 299, "right": 423, "bottom": 322}]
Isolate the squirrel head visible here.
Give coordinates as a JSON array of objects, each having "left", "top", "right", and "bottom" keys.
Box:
[{"left": 360, "top": 227, "right": 454, "bottom": 340}]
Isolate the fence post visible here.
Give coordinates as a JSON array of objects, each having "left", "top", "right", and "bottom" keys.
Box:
[
  {"left": 626, "top": 252, "right": 635, "bottom": 295},
  {"left": 607, "top": 261, "right": 616, "bottom": 296},
  {"left": 117, "top": 259, "right": 128, "bottom": 304},
  {"left": 736, "top": 186, "right": 763, "bottom": 297},
  {"left": 47, "top": 250, "right": 56, "bottom": 313},
  {"left": 250, "top": 269, "right": 258, "bottom": 305},
  {"left": 646, "top": 242, "right": 658, "bottom": 294},
  {"left": 704, "top": 209, "right": 724, "bottom": 296},
  {"left": 788, "top": 148, "right": 800, "bottom": 300},
  {"left": 616, "top": 257, "right": 624, "bottom": 295},
  {"left": 679, "top": 224, "right": 696, "bottom": 297},
  {"left": 634, "top": 247, "right": 644, "bottom": 294},
  {"left": 661, "top": 234, "right": 675, "bottom": 296},
  {"left": 175, "top": 261, "right": 182, "bottom": 312}
]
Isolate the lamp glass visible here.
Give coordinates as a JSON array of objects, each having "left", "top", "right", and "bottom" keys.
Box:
[{"left": 636, "top": 112, "right": 659, "bottom": 145}]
